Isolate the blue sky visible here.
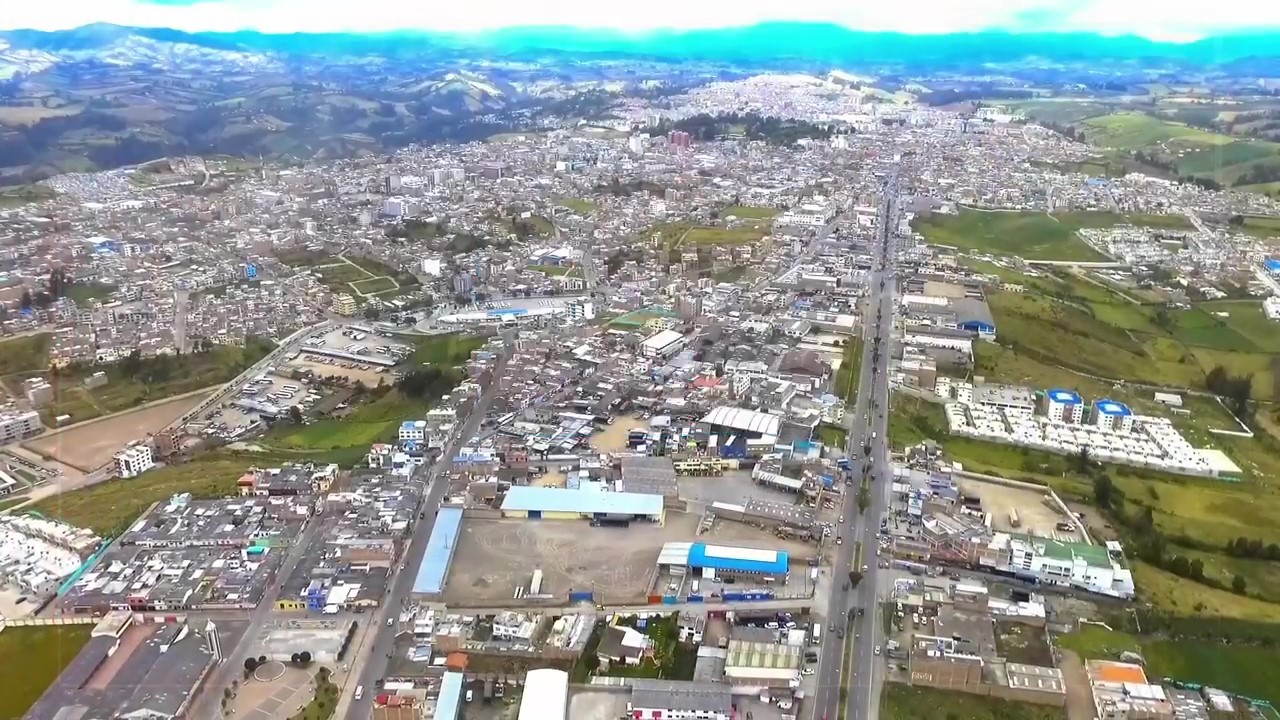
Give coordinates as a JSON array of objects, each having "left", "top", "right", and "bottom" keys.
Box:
[{"left": 5, "top": 0, "right": 1278, "bottom": 41}]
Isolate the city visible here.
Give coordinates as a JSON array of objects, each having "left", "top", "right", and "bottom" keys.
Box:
[{"left": 2, "top": 15, "right": 1280, "bottom": 720}]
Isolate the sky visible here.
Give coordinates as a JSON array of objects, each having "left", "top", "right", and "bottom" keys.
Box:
[{"left": 3, "top": 0, "right": 1279, "bottom": 42}]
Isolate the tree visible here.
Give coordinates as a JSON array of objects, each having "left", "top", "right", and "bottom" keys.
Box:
[
  {"left": 1073, "top": 446, "right": 1092, "bottom": 474},
  {"left": 289, "top": 405, "right": 304, "bottom": 424},
  {"left": 1189, "top": 558, "right": 1205, "bottom": 582},
  {"left": 1093, "top": 474, "right": 1114, "bottom": 510},
  {"left": 244, "top": 657, "right": 259, "bottom": 673},
  {"left": 1232, "top": 574, "right": 1248, "bottom": 595},
  {"left": 19, "top": 289, "right": 32, "bottom": 310},
  {"left": 363, "top": 304, "right": 382, "bottom": 320}
]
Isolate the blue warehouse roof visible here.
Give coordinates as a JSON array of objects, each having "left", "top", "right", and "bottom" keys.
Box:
[
  {"left": 501, "top": 486, "right": 664, "bottom": 517},
  {"left": 1096, "top": 399, "right": 1132, "bottom": 416},
  {"left": 413, "top": 506, "right": 464, "bottom": 595},
  {"left": 687, "top": 542, "right": 789, "bottom": 575}
]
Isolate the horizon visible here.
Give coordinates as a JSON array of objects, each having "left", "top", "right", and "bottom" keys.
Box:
[{"left": 5, "top": 0, "right": 1280, "bottom": 43}]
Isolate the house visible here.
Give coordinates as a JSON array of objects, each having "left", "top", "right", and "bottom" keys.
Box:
[{"left": 598, "top": 625, "right": 650, "bottom": 666}]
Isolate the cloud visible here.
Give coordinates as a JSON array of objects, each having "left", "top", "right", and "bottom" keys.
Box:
[{"left": 5, "top": 0, "right": 1280, "bottom": 40}]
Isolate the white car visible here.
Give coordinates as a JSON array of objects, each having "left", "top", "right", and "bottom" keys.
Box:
[
  {"left": 874, "top": 646, "right": 881, "bottom": 656},
  {"left": 836, "top": 537, "right": 843, "bottom": 545},
  {"left": 838, "top": 516, "right": 845, "bottom": 523},
  {"left": 802, "top": 668, "right": 815, "bottom": 676}
]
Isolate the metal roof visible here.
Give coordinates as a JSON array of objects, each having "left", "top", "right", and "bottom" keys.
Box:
[
  {"left": 701, "top": 406, "right": 782, "bottom": 437},
  {"left": 412, "top": 507, "right": 463, "bottom": 595},
  {"left": 1047, "top": 389, "right": 1081, "bottom": 404},
  {"left": 501, "top": 486, "right": 664, "bottom": 517},
  {"left": 688, "top": 542, "right": 789, "bottom": 575},
  {"left": 436, "top": 672, "right": 465, "bottom": 720},
  {"left": 518, "top": 669, "right": 568, "bottom": 720},
  {"left": 1096, "top": 399, "right": 1132, "bottom": 416}
]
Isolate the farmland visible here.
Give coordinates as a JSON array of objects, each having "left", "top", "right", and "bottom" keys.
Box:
[
  {"left": 911, "top": 209, "right": 1187, "bottom": 262},
  {"left": 880, "top": 683, "right": 1064, "bottom": 720},
  {"left": 0, "top": 624, "right": 94, "bottom": 719}
]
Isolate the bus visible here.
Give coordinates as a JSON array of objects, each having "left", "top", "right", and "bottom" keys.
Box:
[{"left": 811, "top": 623, "right": 822, "bottom": 645}]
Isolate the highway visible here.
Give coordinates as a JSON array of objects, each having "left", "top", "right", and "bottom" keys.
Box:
[
  {"left": 340, "top": 351, "right": 508, "bottom": 720},
  {"left": 813, "top": 173, "right": 900, "bottom": 720}
]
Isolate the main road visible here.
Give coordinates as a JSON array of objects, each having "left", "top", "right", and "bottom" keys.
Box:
[
  {"left": 813, "top": 173, "right": 900, "bottom": 720},
  {"left": 339, "top": 350, "right": 509, "bottom": 719}
]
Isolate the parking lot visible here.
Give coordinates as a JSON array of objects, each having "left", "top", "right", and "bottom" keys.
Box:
[
  {"left": 203, "top": 372, "right": 319, "bottom": 438},
  {"left": 304, "top": 326, "right": 410, "bottom": 365},
  {"left": 678, "top": 469, "right": 802, "bottom": 509}
]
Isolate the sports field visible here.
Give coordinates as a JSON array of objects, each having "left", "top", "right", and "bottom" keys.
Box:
[{"left": 0, "top": 624, "right": 94, "bottom": 719}]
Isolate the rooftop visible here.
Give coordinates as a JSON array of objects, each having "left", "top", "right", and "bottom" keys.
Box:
[
  {"left": 687, "top": 542, "right": 789, "bottom": 575},
  {"left": 413, "top": 506, "right": 464, "bottom": 596},
  {"left": 500, "top": 486, "right": 664, "bottom": 517},
  {"left": 701, "top": 406, "right": 782, "bottom": 437}
]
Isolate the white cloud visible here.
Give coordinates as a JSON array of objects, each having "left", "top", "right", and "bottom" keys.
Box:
[{"left": 5, "top": 0, "right": 1280, "bottom": 40}]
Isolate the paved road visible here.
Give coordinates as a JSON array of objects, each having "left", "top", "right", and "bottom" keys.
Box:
[
  {"left": 340, "top": 352, "right": 508, "bottom": 720},
  {"left": 813, "top": 174, "right": 899, "bottom": 720}
]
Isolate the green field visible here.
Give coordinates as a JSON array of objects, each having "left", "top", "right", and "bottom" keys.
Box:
[
  {"left": 912, "top": 209, "right": 1141, "bottom": 261},
  {"left": 1078, "top": 112, "right": 1280, "bottom": 185},
  {"left": 1239, "top": 215, "right": 1280, "bottom": 238},
  {"left": 290, "top": 667, "right": 340, "bottom": 720},
  {"left": 833, "top": 339, "right": 864, "bottom": 404},
  {"left": 723, "top": 205, "right": 779, "bottom": 219},
  {"left": 1057, "top": 624, "right": 1280, "bottom": 705},
  {"left": 556, "top": 197, "right": 597, "bottom": 214},
  {"left": 0, "top": 624, "right": 94, "bottom": 719},
  {"left": 267, "top": 390, "right": 424, "bottom": 451},
  {"left": 682, "top": 226, "right": 767, "bottom": 246},
  {"left": 818, "top": 424, "right": 847, "bottom": 449},
  {"left": 528, "top": 264, "right": 579, "bottom": 277},
  {"left": 410, "top": 333, "right": 486, "bottom": 367},
  {"left": 66, "top": 282, "right": 117, "bottom": 305},
  {"left": 349, "top": 276, "right": 397, "bottom": 294},
  {"left": 0, "top": 335, "right": 274, "bottom": 425},
  {"left": 880, "top": 683, "right": 1064, "bottom": 720}
]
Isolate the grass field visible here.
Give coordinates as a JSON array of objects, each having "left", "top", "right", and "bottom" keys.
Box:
[
  {"left": 1133, "top": 561, "right": 1280, "bottom": 623},
  {"left": 0, "top": 624, "right": 94, "bottom": 719},
  {"left": 66, "top": 282, "right": 117, "bottom": 305},
  {"left": 1078, "top": 112, "right": 1280, "bottom": 185},
  {"left": 1056, "top": 624, "right": 1280, "bottom": 705},
  {"left": 556, "top": 197, "right": 597, "bottom": 214},
  {"left": 682, "top": 225, "right": 768, "bottom": 246},
  {"left": 349, "top": 277, "right": 398, "bottom": 294},
  {"left": 528, "top": 264, "right": 579, "bottom": 277},
  {"left": 0, "top": 333, "right": 52, "bottom": 377},
  {"left": 833, "top": 339, "right": 864, "bottom": 405},
  {"left": 818, "top": 424, "right": 848, "bottom": 449},
  {"left": 913, "top": 209, "right": 1128, "bottom": 262},
  {"left": 880, "top": 683, "right": 1065, "bottom": 720},
  {"left": 267, "top": 390, "right": 423, "bottom": 451},
  {"left": 409, "top": 333, "right": 486, "bottom": 367},
  {"left": 723, "top": 205, "right": 779, "bottom": 219}
]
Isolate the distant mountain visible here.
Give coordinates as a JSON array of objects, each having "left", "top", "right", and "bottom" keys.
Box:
[{"left": 2, "top": 22, "right": 1278, "bottom": 69}]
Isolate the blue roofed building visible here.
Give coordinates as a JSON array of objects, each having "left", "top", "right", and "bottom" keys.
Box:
[
  {"left": 435, "top": 672, "right": 465, "bottom": 720},
  {"left": 500, "top": 486, "right": 664, "bottom": 524},
  {"left": 1265, "top": 258, "right": 1280, "bottom": 274},
  {"left": 683, "top": 542, "right": 790, "bottom": 579},
  {"left": 1092, "top": 399, "right": 1134, "bottom": 433},
  {"left": 411, "top": 506, "right": 464, "bottom": 600},
  {"left": 1044, "top": 388, "right": 1084, "bottom": 424}
]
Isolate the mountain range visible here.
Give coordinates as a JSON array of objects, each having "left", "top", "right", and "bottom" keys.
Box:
[
  {"left": 1, "top": 22, "right": 1279, "bottom": 191},
  {"left": 2, "top": 22, "right": 1280, "bottom": 71}
]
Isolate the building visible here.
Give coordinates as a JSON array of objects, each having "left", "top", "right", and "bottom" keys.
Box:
[
  {"left": 411, "top": 506, "right": 464, "bottom": 600},
  {"left": 628, "top": 679, "right": 733, "bottom": 720},
  {"left": 1093, "top": 400, "right": 1135, "bottom": 434},
  {"left": 1086, "top": 660, "right": 1173, "bottom": 720},
  {"left": 435, "top": 672, "right": 465, "bottom": 720},
  {"left": 399, "top": 420, "right": 427, "bottom": 443},
  {"left": 640, "top": 329, "right": 687, "bottom": 359},
  {"left": 981, "top": 533, "right": 1135, "bottom": 599},
  {"left": 518, "top": 669, "right": 568, "bottom": 720},
  {"left": 975, "top": 384, "right": 1036, "bottom": 414},
  {"left": 1044, "top": 389, "right": 1084, "bottom": 424},
  {"left": 0, "top": 409, "right": 42, "bottom": 443},
  {"left": 23, "top": 377, "right": 53, "bottom": 406},
  {"left": 659, "top": 541, "right": 791, "bottom": 581},
  {"left": 500, "top": 486, "right": 664, "bottom": 525},
  {"left": 332, "top": 293, "right": 358, "bottom": 316},
  {"left": 115, "top": 443, "right": 155, "bottom": 478}
]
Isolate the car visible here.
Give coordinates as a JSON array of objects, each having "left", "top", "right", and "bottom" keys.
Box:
[
  {"left": 802, "top": 668, "right": 815, "bottom": 676},
  {"left": 387, "top": 617, "right": 394, "bottom": 627},
  {"left": 466, "top": 690, "right": 474, "bottom": 703},
  {"left": 875, "top": 646, "right": 881, "bottom": 655},
  {"left": 838, "top": 516, "right": 845, "bottom": 523},
  {"left": 862, "top": 565, "right": 869, "bottom": 573},
  {"left": 836, "top": 536, "right": 843, "bottom": 545}
]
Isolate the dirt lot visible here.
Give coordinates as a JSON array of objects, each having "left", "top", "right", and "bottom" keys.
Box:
[
  {"left": 956, "top": 477, "right": 1081, "bottom": 542},
  {"left": 591, "top": 415, "right": 648, "bottom": 452},
  {"left": 995, "top": 620, "right": 1054, "bottom": 666},
  {"left": 25, "top": 393, "right": 209, "bottom": 471},
  {"left": 443, "top": 512, "right": 705, "bottom": 605}
]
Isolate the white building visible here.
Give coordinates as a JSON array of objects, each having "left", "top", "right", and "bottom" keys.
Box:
[
  {"left": 115, "top": 444, "right": 155, "bottom": 479},
  {"left": 640, "top": 329, "right": 687, "bottom": 359},
  {"left": 518, "top": 669, "right": 568, "bottom": 720},
  {"left": 0, "top": 409, "right": 42, "bottom": 443},
  {"left": 399, "top": 420, "right": 427, "bottom": 443},
  {"left": 1044, "top": 389, "right": 1084, "bottom": 424},
  {"left": 1092, "top": 399, "right": 1135, "bottom": 434},
  {"left": 985, "top": 533, "right": 1135, "bottom": 599},
  {"left": 628, "top": 679, "right": 733, "bottom": 720}
]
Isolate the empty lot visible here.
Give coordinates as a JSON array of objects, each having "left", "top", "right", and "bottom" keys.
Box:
[
  {"left": 443, "top": 513, "right": 703, "bottom": 605},
  {"left": 25, "top": 393, "right": 210, "bottom": 471},
  {"left": 957, "top": 477, "right": 1081, "bottom": 541}
]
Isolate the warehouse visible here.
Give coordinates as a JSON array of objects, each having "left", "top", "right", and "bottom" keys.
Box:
[
  {"left": 700, "top": 406, "right": 782, "bottom": 457},
  {"left": 640, "top": 329, "right": 687, "bottom": 359},
  {"left": 519, "top": 669, "right": 568, "bottom": 720},
  {"left": 500, "top": 486, "right": 665, "bottom": 524},
  {"left": 659, "top": 541, "right": 791, "bottom": 580}
]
